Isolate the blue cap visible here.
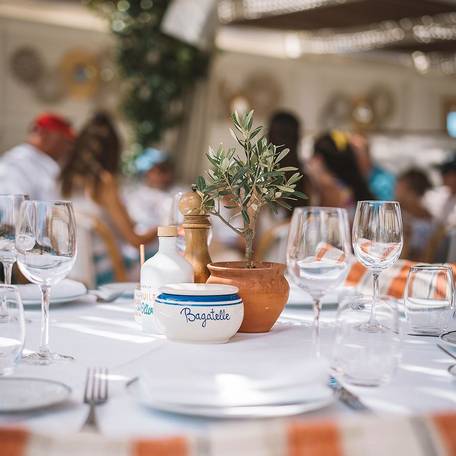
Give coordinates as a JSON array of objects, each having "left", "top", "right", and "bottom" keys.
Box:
[{"left": 135, "top": 148, "right": 170, "bottom": 174}]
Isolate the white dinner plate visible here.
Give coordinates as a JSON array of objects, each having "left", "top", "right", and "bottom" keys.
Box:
[
  {"left": 127, "top": 379, "right": 334, "bottom": 419},
  {"left": 0, "top": 377, "right": 72, "bottom": 412},
  {"left": 100, "top": 282, "right": 137, "bottom": 298},
  {"left": 18, "top": 279, "right": 87, "bottom": 307}
]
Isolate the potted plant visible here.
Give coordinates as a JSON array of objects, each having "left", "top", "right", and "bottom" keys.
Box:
[{"left": 195, "top": 110, "right": 305, "bottom": 332}]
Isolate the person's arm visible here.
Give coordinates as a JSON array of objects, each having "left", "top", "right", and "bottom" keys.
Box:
[{"left": 96, "top": 173, "right": 158, "bottom": 247}]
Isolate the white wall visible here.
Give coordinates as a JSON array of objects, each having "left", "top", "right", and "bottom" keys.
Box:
[
  {"left": 1, "top": 12, "right": 456, "bottom": 175},
  {"left": 0, "top": 15, "right": 113, "bottom": 152},
  {"left": 207, "top": 52, "right": 456, "bottom": 166}
]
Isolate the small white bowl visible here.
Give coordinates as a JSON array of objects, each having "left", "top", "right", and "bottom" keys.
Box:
[{"left": 155, "top": 283, "right": 244, "bottom": 344}]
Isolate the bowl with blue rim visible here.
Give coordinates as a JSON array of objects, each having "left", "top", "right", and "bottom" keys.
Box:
[{"left": 155, "top": 283, "right": 244, "bottom": 343}]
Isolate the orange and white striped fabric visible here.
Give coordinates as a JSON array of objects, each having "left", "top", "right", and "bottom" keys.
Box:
[
  {"left": 315, "top": 242, "right": 346, "bottom": 263},
  {"left": 2, "top": 412, "right": 456, "bottom": 456},
  {"left": 346, "top": 261, "right": 456, "bottom": 299}
]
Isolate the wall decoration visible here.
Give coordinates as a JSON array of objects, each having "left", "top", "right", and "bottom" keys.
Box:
[
  {"left": 59, "top": 49, "right": 101, "bottom": 99},
  {"left": 219, "top": 72, "right": 281, "bottom": 119},
  {"left": 9, "top": 46, "right": 44, "bottom": 85},
  {"left": 320, "top": 85, "right": 395, "bottom": 130},
  {"left": 34, "top": 70, "right": 66, "bottom": 104}
]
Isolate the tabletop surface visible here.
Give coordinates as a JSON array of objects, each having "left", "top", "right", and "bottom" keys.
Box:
[{"left": 2, "top": 293, "right": 456, "bottom": 438}]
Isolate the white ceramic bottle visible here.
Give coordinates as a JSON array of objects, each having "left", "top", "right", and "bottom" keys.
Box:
[{"left": 140, "top": 226, "right": 193, "bottom": 333}]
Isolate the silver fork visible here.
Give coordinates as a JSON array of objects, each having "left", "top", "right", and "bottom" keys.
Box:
[{"left": 82, "top": 367, "right": 109, "bottom": 431}]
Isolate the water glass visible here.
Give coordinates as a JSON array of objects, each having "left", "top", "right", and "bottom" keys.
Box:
[
  {"left": 404, "top": 264, "right": 454, "bottom": 336},
  {"left": 331, "top": 294, "right": 401, "bottom": 386},
  {"left": 287, "top": 207, "right": 351, "bottom": 353},
  {"left": 16, "top": 200, "right": 76, "bottom": 365},
  {"left": 0, "top": 285, "right": 25, "bottom": 375}
]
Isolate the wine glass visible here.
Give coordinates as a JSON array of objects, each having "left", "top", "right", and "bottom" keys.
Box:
[
  {"left": 0, "top": 195, "right": 29, "bottom": 321},
  {"left": 169, "top": 191, "right": 185, "bottom": 253},
  {"left": 0, "top": 285, "right": 25, "bottom": 375},
  {"left": 287, "top": 207, "right": 351, "bottom": 353},
  {"left": 352, "top": 201, "right": 403, "bottom": 332},
  {"left": 15, "top": 201, "right": 77, "bottom": 365}
]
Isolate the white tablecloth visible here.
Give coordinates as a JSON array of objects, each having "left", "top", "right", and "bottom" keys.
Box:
[{"left": 2, "top": 295, "right": 456, "bottom": 438}]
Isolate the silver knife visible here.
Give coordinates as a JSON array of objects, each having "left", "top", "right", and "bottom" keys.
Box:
[
  {"left": 437, "top": 343, "right": 456, "bottom": 361},
  {"left": 328, "top": 376, "right": 371, "bottom": 412}
]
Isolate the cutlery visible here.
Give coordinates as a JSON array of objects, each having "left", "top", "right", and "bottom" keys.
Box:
[
  {"left": 437, "top": 344, "right": 456, "bottom": 376},
  {"left": 328, "top": 376, "right": 371, "bottom": 412},
  {"left": 437, "top": 343, "right": 456, "bottom": 361},
  {"left": 82, "top": 367, "right": 109, "bottom": 431},
  {"left": 89, "top": 289, "right": 124, "bottom": 303}
]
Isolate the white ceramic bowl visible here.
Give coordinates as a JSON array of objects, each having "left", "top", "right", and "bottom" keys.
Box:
[{"left": 155, "top": 283, "right": 244, "bottom": 343}]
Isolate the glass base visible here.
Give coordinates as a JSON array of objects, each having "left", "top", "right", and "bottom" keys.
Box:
[
  {"left": 22, "top": 351, "right": 74, "bottom": 366},
  {"left": 356, "top": 320, "right": 389, "bottom": 333},
  {"left": 0, "top": 313, "right": 10, "bottom": 323}
]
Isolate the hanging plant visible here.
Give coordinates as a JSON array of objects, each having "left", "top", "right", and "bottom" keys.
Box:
[{"left": 86, "top": 0, "right": 210, "bottom": 155}]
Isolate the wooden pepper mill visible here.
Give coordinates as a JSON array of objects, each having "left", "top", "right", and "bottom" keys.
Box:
[{"left": 178, "top": 190, "right": 212, "bottom": 283}]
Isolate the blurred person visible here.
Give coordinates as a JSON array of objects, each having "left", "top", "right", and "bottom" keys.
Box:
[
  {"left": 124, "top": 148, "right": 184, "bottom": 232},
  {"left": 60, "top": 111, "right": 157, "bottom": 284},
  {"left": 395, "top": 168, "right": 435, "bottom": 260},
  {"left": 430, "top": 154, "right": 456, "bottom": 227},
  {"left": 310, "top": 131, "right": 375, "bottom": 211},
  {"left": 350, "top": 132, "right": 395, "bottom": 201},
  {"left": 0, "top": 113, "right": 74, "bottom": 200},
  {"left": 247, "top": 111, "right": 310, "bottom": 263},
  {"left": 267, "top": 111, "right": 312, "bottom": 208}
]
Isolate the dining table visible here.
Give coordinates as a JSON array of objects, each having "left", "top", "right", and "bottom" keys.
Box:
[{"left": 2, "top": 289, "right": 456, "bottom": 452}]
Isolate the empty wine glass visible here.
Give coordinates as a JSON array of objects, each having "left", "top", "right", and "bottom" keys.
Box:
[
  {"left": 352, "top": 201, "right": 403, "bottom": 332},
  {"left": 0, "top": 195, "right": 29, "bottom": 322},
  {"left": 404, "top": 264, "right": 454, "bottom": 336},
  {"left": 16, "top": 201, "right": 77, "bottom": 365},
  {"left": 169, "top": 191, "right": 185, "bottom": 253},
  {"left": 287, "top": 207, "right": 351, "bottom": 353},
  {"left": 0, "top": 285, "right": 25, "bottom": 375}
]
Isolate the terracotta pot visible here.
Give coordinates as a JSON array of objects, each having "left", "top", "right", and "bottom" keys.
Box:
[{"left": 207, "top": 262, "right": 289, "bottom": 333}]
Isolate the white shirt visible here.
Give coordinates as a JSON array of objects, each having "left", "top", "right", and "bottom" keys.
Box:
[
  {"left": 424, "top": 186, "right": 456, "bottom": 227},
  {"left": 0, "top": 143, "right": 60, "bottom": 201}
]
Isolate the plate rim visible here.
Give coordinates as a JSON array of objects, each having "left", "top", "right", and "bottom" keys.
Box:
[
  {"left": 127, "top": 379, "right": 334, "bottom": 418},
  {"left": 21, "top": 291, "right": 88, "bottom": 306},
  {"left": 0, "top": 377, "right": 72, "bottom": 412}
]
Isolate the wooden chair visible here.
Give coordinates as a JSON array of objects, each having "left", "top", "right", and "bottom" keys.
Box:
[{"left": 70, "top": 211, "right": 127, "bottom": 288}]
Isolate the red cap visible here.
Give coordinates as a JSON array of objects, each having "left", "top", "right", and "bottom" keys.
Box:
[{"left": 32, "top": 113, "right": 75, "bottom": 139}]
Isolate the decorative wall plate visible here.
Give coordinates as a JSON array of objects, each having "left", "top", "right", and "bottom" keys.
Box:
[{"left": 9, "top": 46, "right": 44, "bottom": 85}]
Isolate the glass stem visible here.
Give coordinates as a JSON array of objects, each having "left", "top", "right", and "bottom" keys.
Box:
[
  {"left": 312, "top": 298, "right": 321, "bottom": 357},
  {"left": 0, "top": 262, "right": 13, "bottom": 317},
  {"left": 39, "top": 285, "right": 51, "bottom": 356},
  {"left": 370, "top": 271, "right": 380, "bottom": 325},
  {"left": 3, "top": 261, "right": 13, "bottom": 285}
]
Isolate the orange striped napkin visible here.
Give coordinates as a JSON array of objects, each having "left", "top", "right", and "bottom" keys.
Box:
[{"left": 2, "top": 412, "right": 456, "bottom": 455}]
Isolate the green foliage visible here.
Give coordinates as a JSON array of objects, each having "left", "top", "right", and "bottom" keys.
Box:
[
  {"left": 195, "top": 110, "right": 306, "bottom": 267},
  {"left": 86, "top": 0, "right": 209, "bottom": 151}
]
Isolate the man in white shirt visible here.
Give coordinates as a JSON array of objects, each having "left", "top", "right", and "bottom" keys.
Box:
[{"left": 0, "top": 113, "right": 75, "bottom": 201}]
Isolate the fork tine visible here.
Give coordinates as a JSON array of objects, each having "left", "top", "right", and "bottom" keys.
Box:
[
  {"left": 83, "top": 368, "right": 91, "bottom": 403},
  {"left": 91, "top": 367, "right": 97, "bottom": 403},
  {"left": 96, "top": 367, "right": 102, "bottom": 401},
  {"left": 103, "top": 368, "right": 108, "bottom": 402}
]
